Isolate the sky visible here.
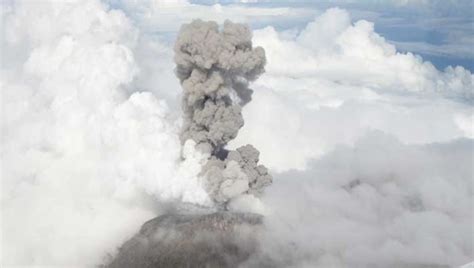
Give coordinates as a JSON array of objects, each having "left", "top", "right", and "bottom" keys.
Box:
[{"left": 1, "top": 0, "right": 473, "bottom": 267}]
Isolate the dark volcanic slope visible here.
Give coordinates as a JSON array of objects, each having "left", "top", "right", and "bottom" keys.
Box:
[{"left": 105, "top": 212, "right": 263, "bottom": 268}]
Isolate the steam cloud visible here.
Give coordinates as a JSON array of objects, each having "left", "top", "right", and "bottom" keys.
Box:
[{"left": 174, "top": 20, "right": 272, "bottom": 206}]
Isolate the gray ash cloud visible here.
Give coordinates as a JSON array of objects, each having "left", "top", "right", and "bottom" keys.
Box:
[{"left": 174, "top": 19, "right": 272, "bottom": 206}]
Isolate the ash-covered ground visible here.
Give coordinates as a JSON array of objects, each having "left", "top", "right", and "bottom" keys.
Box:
[{"left": 104, "top": 212, "right": 263, "bottom": 268}]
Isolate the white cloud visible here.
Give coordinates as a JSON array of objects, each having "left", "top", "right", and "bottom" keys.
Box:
[
  {"left": 230, "top": 8, "right": 473, "bottom": 172},
  {"left": 454, "top": 113, "right": 474, "bottom": 139},
  {"left": 391, "top": 39, "right": 474, "bottom": 59},
  {"left": 325, "top": 0, "right": 474, "bottom": 17},
  {"left": 253, "top": 132, "right": 473, "bottom": 267},
  {"left": 252, "top": 8, "right": 473, "bottom": 99},
  {"left": 230, "top": 9, "right": 473, "bottom": 266},
  {"left": 107, "top": 0, "right": 313, "bottom": 33},
  {"left": 1, "top": 0, "right": 209, "bottom": 266}
]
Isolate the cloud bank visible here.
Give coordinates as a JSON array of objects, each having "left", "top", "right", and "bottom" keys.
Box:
[
  {"left": 252, "top": 132, "right": 473, "bottom": 267},
  {"left": 1, "top": 0, "right": 209, "bottom": 266}
]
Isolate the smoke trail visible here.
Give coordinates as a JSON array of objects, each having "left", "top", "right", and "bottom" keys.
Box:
[{"left": 174, "top": 20, "right": 272, "bottom": 207}]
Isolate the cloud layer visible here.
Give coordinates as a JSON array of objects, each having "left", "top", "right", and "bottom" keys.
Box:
[{"left": 254, "top": 132, "right": 473, "bottom": 267}]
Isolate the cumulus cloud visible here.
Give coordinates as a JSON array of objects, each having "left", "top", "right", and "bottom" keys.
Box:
[
  {"left": 231, "top": 7, "right": 473, "bottom": 171},
  {"left": 1, "top": 0, "right": 209, "bottom": 266},
  {"left": 253, "top": 8, "right": 473, "bottom": 100}
]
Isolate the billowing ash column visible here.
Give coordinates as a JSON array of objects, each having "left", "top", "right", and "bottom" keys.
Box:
[{"left": 174, "top": 19, "right": 272, "bottom": 206}]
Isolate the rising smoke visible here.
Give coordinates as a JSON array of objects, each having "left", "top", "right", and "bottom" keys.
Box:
[{"left": 174, "top": 20, "right": 272, "bottom": 207}]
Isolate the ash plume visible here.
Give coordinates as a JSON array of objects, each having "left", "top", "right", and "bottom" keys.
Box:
[{"left": 174, "top": 19, "right": 272, "bottom": 206}]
